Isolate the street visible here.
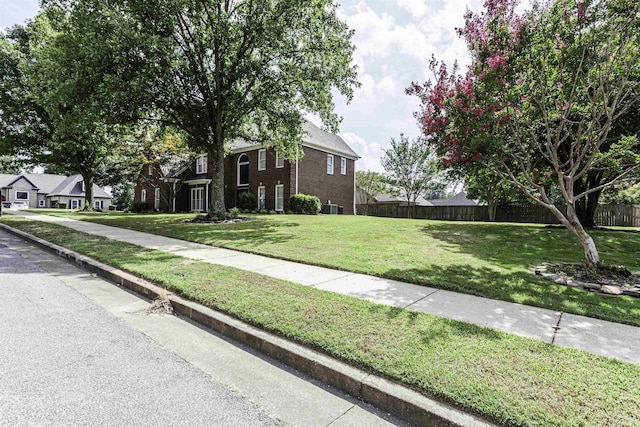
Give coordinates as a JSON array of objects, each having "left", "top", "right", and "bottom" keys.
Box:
[{"left": 0, "top": 229, "right": 401, "bottom": 427}]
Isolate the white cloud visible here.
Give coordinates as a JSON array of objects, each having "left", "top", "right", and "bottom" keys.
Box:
[
  {"left": 376, "top": 76, "right": 400, "bottom": 97},
  {"left": 396, "top": 0, "right": 428, "bottom": 18},
  {"left": 340, "top": 132, "right": 386, "bottom": 173}
]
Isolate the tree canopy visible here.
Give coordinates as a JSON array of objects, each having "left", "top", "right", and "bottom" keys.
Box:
[
  {"left": 62, "top": 0, "right": 359, "bottom": 210},
  {"left": 409, "top": 0, "right": 640, "bottom": 267}
]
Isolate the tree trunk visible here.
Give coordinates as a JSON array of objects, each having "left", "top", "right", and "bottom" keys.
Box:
[
  {"left": 488, "top": 201, "right": 497, "bottom": 221},
  {"left": 208, "top": 143, "right": 226, "bottom": 212},
  {"left": 565, "top": 203, "right": 601, "bottom": 269},
  {"left": 81, "top": 172, "right": 93, "bottom": 211},
  {"left": 575, "top": 190, "right": 601, "bottom": 229}
]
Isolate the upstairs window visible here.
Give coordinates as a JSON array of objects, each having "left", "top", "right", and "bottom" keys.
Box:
[
  {"left": 341, "top": 157, "right": 347, "bottom": 175},
  {"left": 275, "top": 152, "right": 284, "bottom": 168},
  {"left": 258, "top": 149, "right": 266, "bottom": 171},
  {"left": 196, "top": 155, "right": 207, "bottom": 174},
  {"left": 15, "top": 191, "right": 28, "bottom": 200},
  {"left": 148, "top": 164, "right": 154, "bottom": 175},
  {"left": 326, "top": 154, "right": 334, "bottom": 175},
  {"left": 238, "top": 154, "right": 249, "bottom": 186}
]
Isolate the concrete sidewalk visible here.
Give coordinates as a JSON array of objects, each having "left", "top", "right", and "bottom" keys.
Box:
[{"left": 10, "top": 210, "right": 640, "bottom": 364}]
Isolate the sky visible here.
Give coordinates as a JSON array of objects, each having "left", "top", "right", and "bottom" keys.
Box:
[{"left": 0, "top": 0, "right": 486, "bottom": 172}]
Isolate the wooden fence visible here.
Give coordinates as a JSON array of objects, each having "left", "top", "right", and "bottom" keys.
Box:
[{"left": 356, "top": 204, "right": 640, "bottom": 227}]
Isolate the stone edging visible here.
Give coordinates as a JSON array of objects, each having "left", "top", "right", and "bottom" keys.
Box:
[
  {"left": 534, "top": 263, "right": 640, "bottom": 297},
  {"left": 0, "top": 222, "right": 496, "bottom": 427}
]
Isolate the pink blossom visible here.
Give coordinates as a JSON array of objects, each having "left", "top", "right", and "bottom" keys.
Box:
[{"left": 557, "top": 82, "right": 564, "bottom": 89}]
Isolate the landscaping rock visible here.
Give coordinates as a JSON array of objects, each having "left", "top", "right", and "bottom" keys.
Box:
[
  {"left": 600, "top": 285, "right": 623, "bottom": 295},
  {"left": 622, "top": 289, "right": 640, "bottom": 297},
  {"left": 581, "top": 282, "right": 602, "bottom": 291}
]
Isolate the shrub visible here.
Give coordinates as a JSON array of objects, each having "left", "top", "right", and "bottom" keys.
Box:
[
  {"left": 207, "top": 209, "right": 227, "bottom": 221},
  {"left": 58, "top": 203, "right": 67, "bottom": 209},
  {"left": 228, "top": 207, "right": 240, "bottom": 219},
  {"left": 237, "top": 191, "right": 257, "bottom": 210},
  {"left": 129, "top": 201, "right": 151, "bottom": 213},
  {"left": 289, "top": 193, "right": 321, "bottom": 214}
]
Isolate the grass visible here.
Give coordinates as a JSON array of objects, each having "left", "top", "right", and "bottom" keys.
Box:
[
  {"left": 2, "top": 214, "right": 639, "bottom": 427},
  {"left": 33, "top": 209, "right": 640, "bottom": 326}
]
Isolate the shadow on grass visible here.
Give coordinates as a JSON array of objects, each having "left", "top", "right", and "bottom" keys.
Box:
[{"left": 421, "top": 222, "right": 640, "bottom": 271}]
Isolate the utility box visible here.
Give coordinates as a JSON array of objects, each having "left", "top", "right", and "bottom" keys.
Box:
[{"left": 321, "top": 204, "right": 338, "bottom": 214}]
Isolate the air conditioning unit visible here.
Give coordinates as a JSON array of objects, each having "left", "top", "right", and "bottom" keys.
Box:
[{"left": 321, "top": 203, "right": 338, "bottom": 214}]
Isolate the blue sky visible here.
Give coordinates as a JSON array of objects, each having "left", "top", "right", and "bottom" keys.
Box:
[{"left": 0, "top": 0, "right": 486, "bottom": 172}]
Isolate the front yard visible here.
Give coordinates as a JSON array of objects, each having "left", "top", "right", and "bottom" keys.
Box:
[
  {"left": 2, "top": 215, "right": 639, "bottom": 427},
  {"left": 34, "top": 210, "right": 640, "bottom": 326}
]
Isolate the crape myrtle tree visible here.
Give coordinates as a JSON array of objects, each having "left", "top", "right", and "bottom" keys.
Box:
[
  {"left": 61, "top": 0, "right": 359, "bottom": 212},
  {"left": 409, "top": 0, "right": 640, "bottom": 268},
  {"left": 381, "top": 134, "right": 443, "bottom": 218}
]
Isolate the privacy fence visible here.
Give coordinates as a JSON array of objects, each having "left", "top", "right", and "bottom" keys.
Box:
[{"left": 356, "top": 204, "right": 640, "bottom": 227}]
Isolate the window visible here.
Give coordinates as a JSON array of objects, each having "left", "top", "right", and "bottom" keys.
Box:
[
  {"left": 275, "top": 152, "right": 284, "bottom": 168},
  {"left": 148, "top": 164, "right": 154, "bottom": 175},
  {"left": 15, "top": 191, "right": 28, "bottom": 200},
  {"left": 154, "top": 188, "right": 161, "bottom": 210},
  {"left": 275, "top": 184, "right": 284, "bottom": 212},
  {"left": 39, "top": 199, "right": 45, "bottom": 207},
  {"left": 191, "top": 187, "right": 204, "bottom": 212},
  {"left": 71, "top": 200, "right": 79, "bottom": 209},
  {"left": 258, "top": 149, "right": 266, "bottom": 171},
  {"left": 196, "top": 155, "right": 207, "bottom": 174},
  {"left": 237, "top": 153, "right": 250, "bottom": 186},
  {"left": 341, "top": 157, "right": 347, "bottom": 175},
  {"left": 257, "top": 186, "right": 266, "bottom": 210},
  {"left": 141, "top": 189, "right": 147, "bottom": 202},
  {"left": 94, "top": 200, "right": 102, "bottom": 209},
  {"left": 326, "top": 154, "right": 334, "bottom": 175}
]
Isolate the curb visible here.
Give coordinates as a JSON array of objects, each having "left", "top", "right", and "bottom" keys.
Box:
[{"left": 0, "top": 222, "right": 496, "bottom": 427}]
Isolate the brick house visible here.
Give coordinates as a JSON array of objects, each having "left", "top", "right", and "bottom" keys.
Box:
[{"left": 135, "top": 121, "right": 359, "bottom": 214}]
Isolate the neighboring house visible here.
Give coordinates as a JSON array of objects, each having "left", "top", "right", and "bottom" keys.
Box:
[
  {"left": 0, "top": 173, "right": 112, "bottom": 209},
  {"left": 136, "top": 120, "right": 360, "bottom": 214},
  {"left": 426, "top": 191, "right": 478, "bottom": 206}
]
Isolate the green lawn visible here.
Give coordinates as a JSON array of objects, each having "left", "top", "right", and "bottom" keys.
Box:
[
  {"left": 33, "top": 209, "right": 640, "bottom": 326},
  {"left": 2, "top": 215, "right": 639, "bottom": 427}
]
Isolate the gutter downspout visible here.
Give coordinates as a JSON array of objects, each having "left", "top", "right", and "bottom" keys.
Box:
[
  {"left": 295, "top": 153, "right": 299, "bottom": 194},
  {"left": 353, "top": 161, "right": 356, "bottom": 215},
  {"left": 172, "top": 182, "right": 177, "bottom": 212}
]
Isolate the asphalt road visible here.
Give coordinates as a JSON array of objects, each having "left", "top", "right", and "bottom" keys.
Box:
[
  {"left": 0, "top": 237, "right": 280, "bottom": 427},
  {"left": 0, "top": 229, "right": 402, "bottom": 427}
]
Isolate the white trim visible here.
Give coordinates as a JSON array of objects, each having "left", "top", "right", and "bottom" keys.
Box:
[
  {"left": 196, "top": 155, "right": 207, "bottom": 174},
  {"left": 340, "top": 157, "right": 347, "bottom": 175},
  {"left": 275, "top": 184, "right": 284, "bottom": 212},
  {"left": 184, "top": 178, "right": 212, "bottom": 185},
  {"left": 141, "top": 189, "right": 147, "bottom": 203},
  {"left": 237, "top": 153, "right": 250, "bottom": 186},
  {"left": 71, "top": 199, "right": 79, "bottom": 209},
  {"left": 15, "top": 191, "right": 29, "bottom": 200},
  {"left": 258, "top": 149, "right": 266, "bottom": 171},
  {"left": 191, "top": 187, "right": 204, "bottom": 212},
  {"left": 94, "top": 200, "right": 102, "bottom": 209},
  {"left": 275, "top": 152, "right": 284, "bottom": 168},
  {"left": 257, "top": 186, "right": 266, "bottom": 210},
  {"left": 39, "top": 199, "right": 45, "bottom": 207},
  {"left": 154, "top": 187, "right": 161, "bottom": 210},
  {"left": 231, "top": 142, "right": 359, "bottom": 161},
  {"left": 326, "top": 154, "right": 334, "bottom": 175}
]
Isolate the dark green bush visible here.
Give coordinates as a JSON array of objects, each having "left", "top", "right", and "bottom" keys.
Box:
[
  {"left": 129, "top": 201, "right": 151, "bottom": 213},
  {"left": 289, "top": 193, "right": 321, "bottom": 214},
  {"left": 238, "top": 191, "right": 257, "bottom": 210},
  {"left": 58, "top": 203, "right": 67, "bottom": 209}
]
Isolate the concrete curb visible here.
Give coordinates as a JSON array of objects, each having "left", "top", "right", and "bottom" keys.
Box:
[{"left": 0, "top": 222, "right": 497, "bottom": 427}]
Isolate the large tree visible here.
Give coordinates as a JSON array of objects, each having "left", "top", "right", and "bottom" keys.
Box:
[
  {"left": 64, "top": 0, "right": 359, "bottom": 211},
  {"left": 409, "top": 0, "right": 639, "bottom": 268},
  {"left": 0, "top": 13, "right": 120, "bottom": 209},
  {"left": 381, "top": 134, "right": 443, "bottom": 218}
]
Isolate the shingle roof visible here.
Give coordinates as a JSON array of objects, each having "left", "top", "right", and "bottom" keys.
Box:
[
  {"left": 427, "top": 191, "right": 477, "bottom": 206},
  {"left": 374, "top": 193, "right": 434, "bottom": 206},
  {"left": 48, "top": 174, "right": 111, "bottom": 198},
  {"left": 230, "top": 119, "right": 359, "bottom": 159}
]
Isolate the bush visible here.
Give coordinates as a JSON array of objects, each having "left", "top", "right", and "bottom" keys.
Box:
[
  {"left": 58, "top": 203, "right": 67, "bottom": 209},
  {"left": 228, "top": 207, "right": 241, "bottom": 219},
  {"left": 237, "top": 191, "right": 257, "bottom": 210},
  {"left": 129, "top": 201, "right": 151, "bottom": 213},
  {"left": 289, "top": 193, "right": 321, "bottom": 214}
]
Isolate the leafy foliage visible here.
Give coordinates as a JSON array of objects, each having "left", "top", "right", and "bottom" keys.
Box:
[
  {"left": 355, "top": 170, "right": 387, "bottom": 205},
  {"left": 409, "top": 0, "right": 640, "bottom": 267},
  {"left": 289, "top": 193, "right": 321, "bottom": 215}
]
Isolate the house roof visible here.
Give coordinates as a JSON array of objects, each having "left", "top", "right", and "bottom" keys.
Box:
[
  {"left": 427, "top": 191, "right": 478, "bottom": 206},
  {"left": 230, "top": 120, "right": 360, "bottom": 160},
  {"left": 48, "top": 174, "right": 112, "bottom": 198},
  {"left": 0, "top": 173, "right": 68, "bottom": 193},
  {"left": 374, "top": 193, "right": 434, "bottom": 206}
]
